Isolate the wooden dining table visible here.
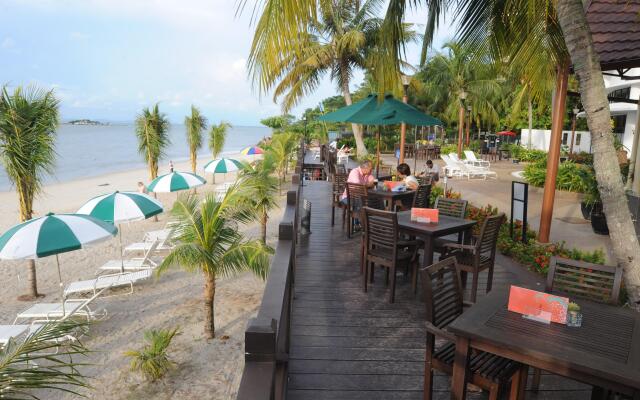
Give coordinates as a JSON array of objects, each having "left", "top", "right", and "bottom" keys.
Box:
[
  {"left": 396, "top": 211, "right": 477, "bottom": 267},
  {"left": 367, "top": 189, "right": 416, "bottom": 211},
  {"left": 448, "top": 287, "right": 640, "bottom": 400}
]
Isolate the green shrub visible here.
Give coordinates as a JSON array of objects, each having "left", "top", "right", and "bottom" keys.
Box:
[
  {"left": 125, "top": 327, "right": 180, "bottom": 382},
  {"left": 523, "top": 159, "right": 597, "bottom": 194}
]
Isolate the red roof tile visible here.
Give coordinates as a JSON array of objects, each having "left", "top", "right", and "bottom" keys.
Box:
[{"left": 586, "top": 0, "right": 640, "bottom": 70}]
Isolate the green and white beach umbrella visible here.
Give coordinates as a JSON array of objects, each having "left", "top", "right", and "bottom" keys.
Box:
[
  {"left": 203, "top": 158, "right": 243, "bottom": 174},
  {"left": 77, "top": 191, "right": 163, "bottom": 223},
  {"left": 0, "top": 213, "right": 117, "bottom": 312},
  {"left": 147, "top": 171, "right": 206, "bottom": 193}
]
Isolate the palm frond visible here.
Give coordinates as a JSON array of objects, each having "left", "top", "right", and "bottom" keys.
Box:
[{"left": 208, "top": 121, "right": 231, "bottom": 159}]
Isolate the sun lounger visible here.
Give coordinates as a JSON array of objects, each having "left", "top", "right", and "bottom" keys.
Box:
[
  {"left": 0, "top": 325, "right": 31, "bottom": 347},
  {"left": 14, "top": 288, "right": 109, "bottom": 324},
  {"left": 64, "top": 270, "right": 152, "bottom": 298},
  {"left": 98, "top": 241, "right": 159, "bottom": 273},
  {"left": 124, "top": 236, "right": 173, "bottom": 253},
  {"left": 464, "top": 150, "right": 490, "bottom": 169},
  {"left": 441, "top": 155, "right": 464, "bottom": 177},
  {"left": 458, "top": 162, "right": 498, "bottom": 180}
]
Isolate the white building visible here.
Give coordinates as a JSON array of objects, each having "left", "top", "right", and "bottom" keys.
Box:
[{"left": 521, "top": 68, "right": 640, "bottom": 154}]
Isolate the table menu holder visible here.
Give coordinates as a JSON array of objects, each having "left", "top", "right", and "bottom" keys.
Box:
[
  {"left": 507, "top": 286, "right": 568, "bottom": 325},
  {"left": 411, "top": 208, "right": 439, "bottom": 224}
]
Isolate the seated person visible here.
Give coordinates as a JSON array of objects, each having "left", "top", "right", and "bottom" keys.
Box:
[
  {"left": 396, "top": 163, "right": 419, "bottom": 190},
  {"left": 420, "top": 159, "right": 440, "bottom": 182},
  {"left": 341, "top": 160, "right": 375, "bottom": 204}
]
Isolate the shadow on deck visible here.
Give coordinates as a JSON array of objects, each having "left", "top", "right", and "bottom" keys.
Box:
[{"left": 288, "top": 180, "right": 591, "bottom": 400}]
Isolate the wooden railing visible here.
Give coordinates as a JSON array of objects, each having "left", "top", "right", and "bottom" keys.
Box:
[{"left": 236, "top": 142, "right": 304, "bottom": 400}]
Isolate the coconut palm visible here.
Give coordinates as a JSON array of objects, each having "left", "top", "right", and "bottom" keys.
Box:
[
  {"left": 209, "top": 121, "right": 231, "bottom": 160},
  {"left": 240, "top": 154, "right": 279, "bottom": 243},
  {"left": 247, "top": 0, "right": 418, "bottom": 156},
  {"left": 135, "top": 103, "right": 170, "bottom": 181},
  {"left": 157, "top": 189, "right": 270, "bottom": 338},
  {"left": 0, "top": 85, "right": 58, "bottom": 299},
  {"left": 0, "top": 321, "right": 91, "bottom": 397},
  {"left": 268, "top": 132, "right": 298, "bottom": 193},
  {"left": 184, "top": 105, "right": 207, "bottom": 173}
]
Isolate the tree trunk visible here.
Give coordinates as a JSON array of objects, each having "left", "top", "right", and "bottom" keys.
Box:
[
  {"left": 557, "top": 0, "right": 640, "bottom": 308},
  {"left": 18, "top": 189, "right": 39, "bottom": 300},
  {"left": 528, "top": 96, "right": 533, "bottom": 150},
  {"left": 261, "top": 210, "right": 268, "bottom": 244},
  {"left": 191, "top": 150, "right": 197, "bottom": 173},
  {"left": 204, "top": 272, "right": 216, "bottom": 338},
  {"left": 340, "top": 69, "right": 366, "bottom": 156}
]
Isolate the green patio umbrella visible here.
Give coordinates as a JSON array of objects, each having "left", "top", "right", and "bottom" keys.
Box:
[{"left": 319, "top": 94, "right": 443, "bottom": 175}]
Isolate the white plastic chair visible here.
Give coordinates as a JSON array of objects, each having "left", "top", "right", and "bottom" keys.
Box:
[
  {"left": 64, "top": 270, "right": 152, "bottom": 298},
  {"left": 99, "top": 241, "right": 159, "bottom": 274},
  {"left": 464, "top": 150, "right": 490, "bottom": 169},
  {"left": 14, "top": 288, "right": 109, "bottom": 324}
]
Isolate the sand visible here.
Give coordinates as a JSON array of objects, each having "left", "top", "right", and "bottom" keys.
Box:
[{"left": 0, "top": 158, "right": 286, "bottom": 399}]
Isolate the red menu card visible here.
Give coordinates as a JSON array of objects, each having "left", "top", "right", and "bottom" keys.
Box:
[
  {"left": 411, "top": 208, "right": 439, "bottom": 223},
  {"left": 508, "top": 286, "right": 569, "bottom": 324}
]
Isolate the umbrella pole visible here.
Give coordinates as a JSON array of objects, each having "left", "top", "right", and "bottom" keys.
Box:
[
  {"left": 119, "top": 224, "right": 124, "bottom": 273},
  {"left": 414, "top": 126, "right": 418, "bottom": 173},
  {"left": 376, "top": 128, "right": 381, "bottom": 178},
  {"left": 55, "top": 254, "right": 65, "bottom": 315}
]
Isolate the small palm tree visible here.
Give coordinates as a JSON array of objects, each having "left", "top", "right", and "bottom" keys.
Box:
[
  {"left": 184, "top": 105, "right": 207, "bottom": 173},
  {"left": 240, "top": 155, "right": 279, "bottom": 243},
  {"left": 157, "top": 189, "right": 271, "bottom": 338},
  {"left": 209, "top": 121, "right": 231, "bottom": 160},
  {"left": 135, "top": 103, "right": 170, "bottom": 181},
  {"left": 0, "top": 85, "right": 59, "bottom": 299},
  {"left": 0, "top": 321, "right": 91, "bottom": 398},
  {"left": 125, "top": 327, "right": 180, "bottom": 382},
  {"left": 268, "top": 132, "right": 298, "bottom": 193}
]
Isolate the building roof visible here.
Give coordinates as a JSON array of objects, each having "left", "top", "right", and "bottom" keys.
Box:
[{"left": 587, "top": 0, "right": 640, "bottom": 71}]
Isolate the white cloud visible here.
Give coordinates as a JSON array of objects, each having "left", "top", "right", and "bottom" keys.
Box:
[{"left": 1, "top": 37, "right": 15, "bottom": 49}]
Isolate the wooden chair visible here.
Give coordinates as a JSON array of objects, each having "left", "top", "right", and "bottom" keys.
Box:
[
  {"left": 412, "top": 184, "right": 432, "bottom": 209},
  {"left": 345, "top": 182, "right": 368, "bottom": 238},
  {"left": 420, "top": 257, "right": 527, "bottom": 400},
  {"left": 530, "top": 256, "right": 624, "bottom": 392},
  {"left": 434, "top": 197, "right": 469, "bottom": 253},
  {"left": 441, "top": 213, "right": 505, "bottom": 302},
  {"left": 331, "top": 172, "right": 348, "bottom": 227},
  {"left": 362, "top": 207, "right": 419, "bottom": 303}
]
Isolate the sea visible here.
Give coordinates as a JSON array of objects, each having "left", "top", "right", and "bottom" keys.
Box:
[{"left": 0, "top": 123, "right": 271, "bottom": 192}]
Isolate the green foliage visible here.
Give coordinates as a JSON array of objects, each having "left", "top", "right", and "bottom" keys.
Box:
[
  {"left": 209, "top": 121, "right": 232, "bottom": 160},
  {"left": 0, "top": 321, "right": 91, "bottom": 398},
  {"left": 0, "top": 85, "right": 59, "bottom": 221},
  {"left": 184, "top": 105, "right": 207, "bottom": 172},
  {"left": 135, "top": 103, "right": 170, "bottom": 180},
  {"left": 260, "top": 115, "right": 294, "bottom": 132},
  {"left": 239, "top": 155, "right": 279, "bottom": 243},
  {"left": 524, "top": 159, "right": 596, "bottom": 193},
  {"left": 568, "top": 302, "right": 580, "bottom": 312},
  {"left": 125, "top": 327, "right": 180, "bottom": 382},
  {"left": 464, "top": 203, "right": 605, "bottom": 275},
  {"left": 504, "top": 144, "right": 547, "bottom": 162},
  {"left": 267, "top": 132, "right": 299, "bottom": 192}
]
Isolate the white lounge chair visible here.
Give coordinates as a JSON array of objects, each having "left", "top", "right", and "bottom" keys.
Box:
[
  {"left": 464, "top": 150, "right": 490, "bottom": 169},
  {"left": 0, "top": 325, "right": 31, "bottom": 347},
  {"left": 64, "top": 270, "right": 152, "bottom": 298},
  {"left": 124, "top": 235, "right": 173, "bottom": 254},
  {"left": 441, "top": 155, "right": 464, "bottom": 177},
  {"left": 14, "top": 288, "right": 109, "bottom": 324},
  {"left": 98, "top": 241, "right": 159, "bottom": 274},
  {"left": 457, "top": 162, "right": 498, "bottom": 180}
]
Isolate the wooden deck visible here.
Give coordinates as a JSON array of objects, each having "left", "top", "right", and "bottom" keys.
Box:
[{"left": 287, "top": 180, "right": 592, "bottom": 400}]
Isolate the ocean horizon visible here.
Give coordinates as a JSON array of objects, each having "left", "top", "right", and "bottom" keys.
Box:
[{"left": 0, "top": 123, "right": 271, "bottom": 192}]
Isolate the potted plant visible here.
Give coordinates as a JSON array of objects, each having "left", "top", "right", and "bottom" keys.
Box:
[{"left": 566, "top": 302, "right": 582, "bottom": 327}]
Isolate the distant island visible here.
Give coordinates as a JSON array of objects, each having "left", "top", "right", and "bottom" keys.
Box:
[{"left": 66, "top": 119, "right": 108, "bottom": 126}]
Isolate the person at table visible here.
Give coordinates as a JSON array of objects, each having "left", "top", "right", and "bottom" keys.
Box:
[
  {"left": 420, "top": 159, "right": 440, "bottom": 182},
  {"left": 341, "top": 160, "right": 375, "bottom": 204},
  {"left": 396, "top": 163, "right": 419, "bottom": 190}
]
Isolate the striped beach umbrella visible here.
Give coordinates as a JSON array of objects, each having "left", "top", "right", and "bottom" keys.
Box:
[
  {"left": 147, "top": 171, "right": 206, "bottom": 193},
  {"left": 0, "top": 213, "right": 117, "bottom": 311},
  {"left": 77, "top": 191, "right": 163, "bottom": 224},
  {"left": 240, "top": 146, "right": 264, "bottom": 156},
  {"left": 203, "top": 158, "right": 244, "bottom": 174}
]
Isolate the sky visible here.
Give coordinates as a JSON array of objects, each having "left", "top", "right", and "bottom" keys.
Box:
[{"left": 0, "top": 0, "right": 453, "bottom": 126}]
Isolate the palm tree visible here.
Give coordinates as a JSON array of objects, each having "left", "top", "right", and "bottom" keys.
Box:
[
  {"left": 135, "top": 103, "right": 170, "bottom": 181},
  {"left": 247, "top": 0, "right": 417, "bottom": 156},
  {"left": 209, "top": 121, "right": 231, "bottom": 160},
  {"left": 184, "top": 105, "right": 207, "bottom": 173},
  {"left": 0, "top": 321, "right": 91, "bottom": 397},
  {"left": 157, "top": 190, "right": 271, "bottom": 338},
  {"left": 268, "top": 132, "right": 298, "bottom": 193},
  {"left": 0, "top": 85, "right": 58, "bottom": 299},
  {"left": 240, "top": 154, "right": 279, "bottom": 243}
]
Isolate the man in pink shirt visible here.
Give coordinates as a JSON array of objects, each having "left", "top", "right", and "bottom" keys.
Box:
[{"left": 341, "top": 160, "right": 375, "bottom": 202}]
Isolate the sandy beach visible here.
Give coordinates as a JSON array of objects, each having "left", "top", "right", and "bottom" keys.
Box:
[{"left": 0, "top": 157, "right": 285, "bottom": 399}]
